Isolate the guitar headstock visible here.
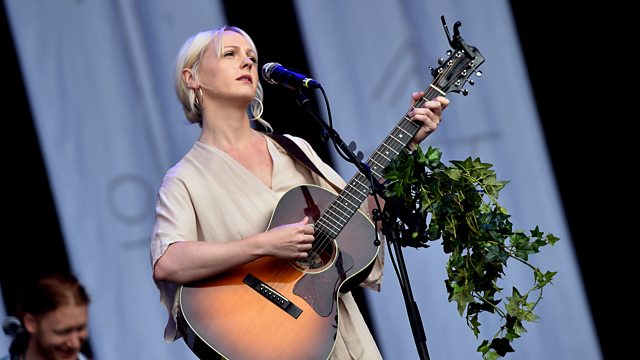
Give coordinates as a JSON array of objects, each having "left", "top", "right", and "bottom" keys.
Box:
[{"left": 429, "top": 16, "right": 485, "bottom": 97}]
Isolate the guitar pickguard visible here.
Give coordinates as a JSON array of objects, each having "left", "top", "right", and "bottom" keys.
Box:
[{"left": 294, "top": 250, "right": 354, "bottom": 317}]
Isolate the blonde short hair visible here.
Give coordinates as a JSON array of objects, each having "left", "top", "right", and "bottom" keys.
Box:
[{"left": 174, "top": 25, "right": 271, "bottom": 131}]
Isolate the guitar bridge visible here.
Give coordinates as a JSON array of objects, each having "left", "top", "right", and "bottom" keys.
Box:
[{"left": 243, "top": 274, "right": 302, "bottom": 319}]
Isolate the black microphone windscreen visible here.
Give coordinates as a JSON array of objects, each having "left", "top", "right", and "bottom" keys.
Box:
[{"left": 2, "top": 316, "right": 23, "bottom": 336}]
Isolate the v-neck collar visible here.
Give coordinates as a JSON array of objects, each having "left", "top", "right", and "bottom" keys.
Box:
[{"left": 195, "top": 134, "right": 276, "bottom": 190}]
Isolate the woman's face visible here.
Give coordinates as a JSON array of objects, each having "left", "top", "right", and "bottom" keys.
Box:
[
  {"left": 26, "top": 303, "right": 89, "bottom": 360},
  {"left": 198, "top": 30, "right": 258, "bottom": 105}
]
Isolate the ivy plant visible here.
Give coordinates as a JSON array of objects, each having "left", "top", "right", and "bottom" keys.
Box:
[{"left": 381, "top": 146, "right": 559, "bottom": 359}]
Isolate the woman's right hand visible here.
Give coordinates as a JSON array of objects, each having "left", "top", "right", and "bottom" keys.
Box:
[{"left": 264, "top": 216, "right": 315, "bottom": 259}]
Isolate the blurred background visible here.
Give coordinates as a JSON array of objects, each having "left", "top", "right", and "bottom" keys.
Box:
[{"left": 1, "top": 1, "right": 624, "bottom": 359}]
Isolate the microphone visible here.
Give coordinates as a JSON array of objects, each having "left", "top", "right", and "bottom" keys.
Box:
[
  {"left": 3, "top": 316, "right": 23, "bottom": 337},
  {"left": 261, "top": 62, "right": 321, "bottom": 91}
]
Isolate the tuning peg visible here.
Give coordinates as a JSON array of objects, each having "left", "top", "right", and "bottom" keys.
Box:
[
  {"left": 467, "top": 79, "right": 475, "bottom": 86},
  {"left": 461, "top": 89, "right": 469, "bottom": 96},
  {"left": 437, "top": 57, "right": 445, "bottom": 65},
  {"left": 475, "top": 70, "right": 483, "bottom": 77}
]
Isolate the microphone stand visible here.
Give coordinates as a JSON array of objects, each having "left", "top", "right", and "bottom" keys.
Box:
[
  {"left": 291, "top": 89, "right": 430, "bottom": 360},
  {"left": 291, "top": 90, "right": 379, "bottom": 191},
  {"left": 379, "top": 198, "right": 430, "bottom": 360}
]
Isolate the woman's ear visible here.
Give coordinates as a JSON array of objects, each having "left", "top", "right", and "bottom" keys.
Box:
[{"left": 182, "top": 68, "right": 198, "bottom": 90}]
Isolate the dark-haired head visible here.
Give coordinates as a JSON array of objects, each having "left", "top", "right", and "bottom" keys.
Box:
[
  {"left": 17, "top": 271, "right": 90, "bottom": 318},
  {"left": 9, "top": 271, "right": 90, "bottom": 359}
]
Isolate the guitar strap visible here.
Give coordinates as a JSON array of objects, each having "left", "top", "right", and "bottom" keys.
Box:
[{"left": 264, "top": 132, "right": 343, "bottom": 194}]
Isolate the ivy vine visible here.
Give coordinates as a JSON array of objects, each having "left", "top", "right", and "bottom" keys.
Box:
[{"left": 381, "top": 146, "right": 559, "bottom": 359}]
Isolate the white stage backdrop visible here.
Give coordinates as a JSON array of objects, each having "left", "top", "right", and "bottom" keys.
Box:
[
  {"left": 294, "top": 0, "right": 600, "bottom": 359},
  {"left": 4, "top": 0, "right": 601, "bottom": 359},
  {"left": 3, "top": 0, "right": 225, "bottom": 358}
]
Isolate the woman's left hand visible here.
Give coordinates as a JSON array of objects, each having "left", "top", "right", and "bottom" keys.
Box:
[{"left": 407, "top": 92, "right": 449, "bottom": 149}]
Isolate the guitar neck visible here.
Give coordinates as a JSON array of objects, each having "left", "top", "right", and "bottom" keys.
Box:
[
  {"left": 315, "top": 87, "right": 443, "bottom": 238},
  {"left": 313, "top": 37, "right": 485, "bottom": 238}
]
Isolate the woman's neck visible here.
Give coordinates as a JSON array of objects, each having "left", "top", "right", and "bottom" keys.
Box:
[{"left": 198, "top": 107, "right": 255, "bottom": 151}]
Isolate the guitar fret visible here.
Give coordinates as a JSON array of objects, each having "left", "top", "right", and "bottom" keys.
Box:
[
  {"left": 341, "top": 188, "right": 362, "bottom": 205},
  {"left": 339, "top": 197, "right": 359, "bottom": 211},
  {"left": 373, "top": 150, "right": 390, "bottom": 162},
  {"left": 318, "top": 212, "right": 341, "bottom": 234},
  {"left": 429, "top": 83, "right": 446, "bottom": 96},
  {"left": 369, "top": 158, "right": 383, "bottom": 169},
  {"left": 387, "top": 134, "right": 406, "bottom": 147},
  {"left": 368, "top": 161, "right": 384, "bottom": 178},
  {"left": 350, "top": 184, "right": 369, "bottom": 198},
  {"left": 329, "top": 203, "right": 351, "bottom": 222},
  {"left": 352, "top": 177, "right": 370, "bottom": 191},
  {"left": 321, "top": 219, "right": 341, "bottom": 235},
  {"left": 380, "top": 143, "right": 399, "bottom": 156},
  {"left": 396, "top": 124, "right": 412, "bottom": 137},
  {"left": 373, "top": 152, "right": 389, "bottom": 162},
  {"left": 327, "top": 204, "right": 349, "bottom": 221},
  {"left": 318, "top": 223, "right": 338, "bottom": 237},
  {"left": 363, "top": 167, "right": 379, "bottom": 179},
  {"left": 402, "top": 120, "right": 420, "bottom": 130},
  {"left": 331, "top": 204, "right": 349, "bottom": 221},
  {"left": 399, "top": 122, "right": 419, "bottom": 136}
]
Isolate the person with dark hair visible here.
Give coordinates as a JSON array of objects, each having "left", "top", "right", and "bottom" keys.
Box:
[
  {"left": 150, "top": 25, "right": 448, "bottom": 359},
  {"left": 1, "top": 272, "right": 91, "bottom": 360}
]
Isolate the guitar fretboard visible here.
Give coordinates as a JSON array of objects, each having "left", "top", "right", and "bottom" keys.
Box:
[{"left": 315, "top": 88, "right": 444, "bottom": 239}]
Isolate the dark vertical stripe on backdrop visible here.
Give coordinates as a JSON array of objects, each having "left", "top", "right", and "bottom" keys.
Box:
[
  {"left": 221, "top": 0, "right": 377, "bottom": 342},
  {"left": 509, "top": 2, "right": 618, "bottom": 359},
  {"left": 0, "top": 3, "right": 71, "bottom": 315}
]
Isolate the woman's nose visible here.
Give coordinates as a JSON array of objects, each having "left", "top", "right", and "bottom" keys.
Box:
[{"left": 242, "top": 57, "right": 253, "bottom": 68}]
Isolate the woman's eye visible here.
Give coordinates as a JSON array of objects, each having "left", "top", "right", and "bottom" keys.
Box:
[{"left": 224, "top": 51, "right": 234, "bottom": 57}]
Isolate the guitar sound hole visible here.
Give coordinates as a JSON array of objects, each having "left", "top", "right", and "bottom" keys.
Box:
[{"left": 293, "top": 240, "right": 335, "bottom": 272}]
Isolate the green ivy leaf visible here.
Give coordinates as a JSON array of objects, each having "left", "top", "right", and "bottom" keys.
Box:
[{"left": 490, "top": 337, "right": 515, "bottom": 356}]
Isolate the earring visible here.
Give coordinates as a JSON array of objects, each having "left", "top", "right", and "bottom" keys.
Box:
[
  {"left": 193, "top": 89, "right": 200, "bottom": 108},
  {"left": 250, "top": 97, "right": 264, "bottom": 120}
]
